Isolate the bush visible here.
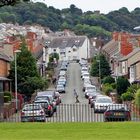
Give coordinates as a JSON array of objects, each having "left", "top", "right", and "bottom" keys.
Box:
[
  {"left": 111, "top": 83, "right": 116, "bottom": 89},
  {"left": 103, "top": 76, "right": 115, "bottom": 84},
  {"left": 4, "top": 96, "right": 11, "bottom": 103},
  {"left": 116, "top": 76, "right": 130, "bottom": 96},
  {"left": 121, "top": 92, "right": 134, "bottom": 101},
  {"left": 135, "top": 89, "right": 140, "bottom": 108},
  {"left": 4, "top": 91, "right": 12, "bottom": 101},
  {"left": 102, "top": 83, "right": 113, "bottom": 96}
]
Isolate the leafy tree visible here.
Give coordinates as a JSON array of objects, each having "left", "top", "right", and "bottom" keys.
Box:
[
  {"left": 116, "top": 76, "right": 130, "bottom": 96},
  {"left": 49, "top": 53, "right": 59, "bottom": 63},
  {"left": 90, "top": 54, "right": 111, "bottom": 79},
  {"left": 0, "top": 0, "right": 30, "bottom": 7},
  {"left": 8, "top": 42, "right": 46, "bottom": 98}
]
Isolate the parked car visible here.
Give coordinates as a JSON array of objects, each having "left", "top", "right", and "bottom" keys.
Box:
[
  {"left": 35, "top": 91, "right": 57, "bottom": 112},
  {"left": 93, "top": 96, "right": 113, "bottom": 113},
  {"left": 104, "top": 104, "right": 131, "bottom": 122},
  {"left": 56, "top": 84, "right": 66, "bottom": 93},
  {"left": 21, "top": 103, "right": 46, "bottom": 122},
  {"left": 34, "top": 100, "right": 54, "bottom": 117}
]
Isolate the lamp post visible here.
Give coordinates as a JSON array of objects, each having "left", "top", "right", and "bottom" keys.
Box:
[
  {"left": 14, "top": 50, "right": 21, "bottom": 113},
  {"left": 97, "top": 59, "right": 101, "bottom": 91}
]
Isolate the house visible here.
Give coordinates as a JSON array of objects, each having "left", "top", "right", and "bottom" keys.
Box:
[
  {"left": 102, "top": 32, "right": 140, "bottom": 79},
  {"left": 0, "top": 51, "right": 11, "bottom": 93},
  {"left": 45, "top": 36, "right": 90, "bottom": 63},
  {"left": 119, "top": 48, "right": 140, "bottom": 83}
]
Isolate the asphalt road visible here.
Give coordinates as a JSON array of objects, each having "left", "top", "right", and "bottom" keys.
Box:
[{"left": 61, "top": 62, "right": 88, "bottom": 104}]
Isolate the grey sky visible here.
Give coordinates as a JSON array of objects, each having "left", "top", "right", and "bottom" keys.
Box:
[{"left": 32, "top": 0, "right": 140, "bottom": 14}]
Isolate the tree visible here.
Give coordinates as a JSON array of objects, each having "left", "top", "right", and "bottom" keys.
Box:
[
  {"left": 8, "top": 42, "right": 46, "bottom": 98},
  {"left": 0, "top": 0, "right": 30, "bottom": 7},
  {"left": 116, "top": 76, "right": 130, "bottom": 96},
  {"left": 90, "top": 54, "right": 111, "bottom": 79}
]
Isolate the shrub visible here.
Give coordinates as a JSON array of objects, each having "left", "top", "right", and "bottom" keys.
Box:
[
  {"left": 135, "top": 89, "right": 140, "bottom": 108},
  {"left": 103, "top": 76, "right": 115, "bottom": 84},
  {"left": 102, "top": 83, "right": 113, "bottom": 96},
  {"left": 111, "top": 83, "right": 116, "bottom": 89},
  {"left": 121, "top": 91, "right": 134, "bottom": 101},
  {"left": 116, "top": 76, "right": 130, "bottom": 96},
  {"left": 4, "top": 96, "right": 10, "bottom": 103},
  {"left": 4, "top": 91, "right": 12, "bottom": 101}
]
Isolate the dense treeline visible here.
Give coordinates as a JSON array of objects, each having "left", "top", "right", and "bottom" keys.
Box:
[{"left": 0, "top": 2, "right": 140, "bottom": 38}]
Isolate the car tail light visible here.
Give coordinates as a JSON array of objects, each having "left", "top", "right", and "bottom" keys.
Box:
[
  {"left": 126, "top": 111, "right": 131, "bottom": 117},
  {"left": 48, "top": 105, "right": 52, "bottom": 110},
  {"left": 21, "top": 112, "right": 25, "bottom": 116},
  {"left": 104, "top": 111, "right": 112, "bottom": 116}
]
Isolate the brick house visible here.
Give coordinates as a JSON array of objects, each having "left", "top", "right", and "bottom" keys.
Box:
[
  {"left": 0, "top": 51, "right": 11, "bottom": 92},
  {"left": 102, "top": 32, "right": 140, "bottom": 79},
  {"left": 119, "top": 48, "right": 140, "bottom": 83}
]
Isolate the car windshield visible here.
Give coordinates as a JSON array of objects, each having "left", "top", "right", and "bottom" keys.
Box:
[
  {"left": 34, "top": 102, "right": 49, "bottom": 108},
  {"left": 96, "top": 98, "right": 112, "bottom": 103},
  {"left": 23, "top": 104, "right": 41, "bottom": 111}
]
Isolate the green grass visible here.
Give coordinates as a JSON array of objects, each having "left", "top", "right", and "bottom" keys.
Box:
[{"left": 0, "top": 122, "right": 140, "bottom": 140}]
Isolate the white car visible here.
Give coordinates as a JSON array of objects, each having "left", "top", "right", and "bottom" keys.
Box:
[
  {"left": 94, "top": 96, "right": 113, "bottom": 113},
  {"left": 56, "top": 84, "right": 65, "bottom": 93},
  {"left": 82, "top": 73, "right": 90, "bottom": 80}
]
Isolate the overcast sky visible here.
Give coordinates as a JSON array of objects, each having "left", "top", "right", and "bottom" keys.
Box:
[{"left": 32, "top": 0, "right": 140, "bottom": 14}]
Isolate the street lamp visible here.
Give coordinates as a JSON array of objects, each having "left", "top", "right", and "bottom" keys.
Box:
[
  {"left": 14, "top": 50, "right": 21, "bottom": 113},
  {"left": 97, "top": 59, "right": 101, "bottom": 90}
]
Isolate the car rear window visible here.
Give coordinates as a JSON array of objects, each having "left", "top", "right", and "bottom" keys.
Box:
[
  {"left": 23, "top": 104, "right": 41, "bottom": 111},
  {"left": 96, "top": 98, "right": 112, "bottom": 103}
]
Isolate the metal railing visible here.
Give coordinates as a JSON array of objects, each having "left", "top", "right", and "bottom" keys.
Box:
[{"left": 2, "top": 103, "right": 140, "bottom": 123}]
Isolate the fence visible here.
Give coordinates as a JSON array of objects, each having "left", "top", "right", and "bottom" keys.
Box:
[{"left": 2, "top": 103, "right": 140, "bottom": 122}]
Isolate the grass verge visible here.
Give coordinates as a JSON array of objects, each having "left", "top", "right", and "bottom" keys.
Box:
[{"left": 0, "top": 122, "right": 140, "bottom": 140}]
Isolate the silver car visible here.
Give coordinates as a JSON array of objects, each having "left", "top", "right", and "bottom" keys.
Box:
[{"left": 21, "top": 103, "right": 46, "bottom": 122}]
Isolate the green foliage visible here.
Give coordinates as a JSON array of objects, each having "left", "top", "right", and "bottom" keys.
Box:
[
  {"left": 8, "top": 42, "right": 47, "bottom": 97},
  {"left": 90, "top": 54, "right": 111, "bottom": 79},
  {"left": 127, "top": 84, "right": 140, "bottom": 94},
  {"left": 103, "top": 76, "right": 115, "bottom": 84},
  {"left": 0, "top": 0, "right": 30, "bottom": 7},
  {"left": 4, "top": 91, "right": 12, "bottom": 101},
  {"left": 135, "top": 89, "right": 140, "bottom": 108},
  {"left": 49, "top": 53, "right": 59, "bottom": 63},
  {"left": 0, "top": 2, "right": 139, "bottom": 38},
  {"left": 4, "top": 96, "right": 11, "bottom": 103},
  {"left": 121, "top": 92, "right": 134, "bottom": 101},
  {"left": 102, "top": 83, "right": 113, "bottom": 96},
  {"left": 116, "top": 76, "right": 130, "bottom": 96}
]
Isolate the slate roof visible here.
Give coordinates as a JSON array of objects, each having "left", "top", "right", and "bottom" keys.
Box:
[
  {"left": 0, "top": 51, "right": 11, "bottom": 62},
  {"left": 102, "top": 39, "right": 119, "bottom": 57},
  {"left": 45, "top": 36, "right": 86, "bottom": 49}
]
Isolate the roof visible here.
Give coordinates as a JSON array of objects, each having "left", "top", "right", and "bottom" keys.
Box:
[
  {"left": 45, "top": 36, "right": 86, "bottom": 49},
  {"left": 0, "top": 51, "right": 11, "bottom": 62},
  {"left": 0, "top": 77, "right": 11, "bottom": 81},
  {"left": 119, "top": 47, "right": 140, "bottom": 61},
  {"left": 102, "top": 39, "right": 119, "bottom": 56}
]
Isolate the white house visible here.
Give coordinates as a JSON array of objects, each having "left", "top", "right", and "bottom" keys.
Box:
[{"left": 45, "top": 36, "right": 90, "bottom": 63}]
